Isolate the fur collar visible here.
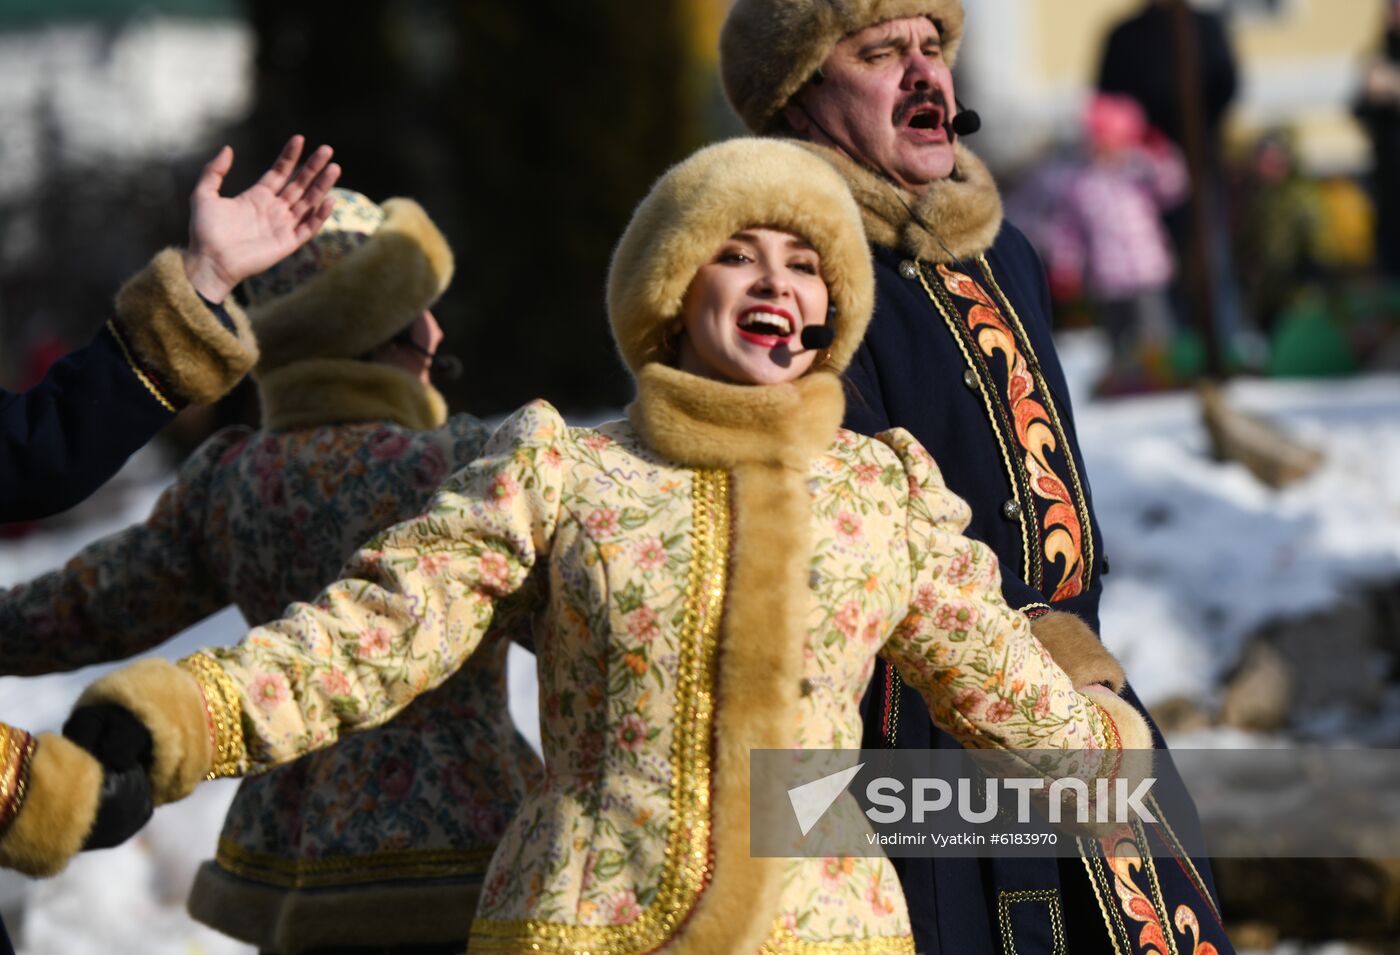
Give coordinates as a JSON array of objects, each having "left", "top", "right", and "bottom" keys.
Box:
[
  {"left": 256, "top": 359, "right": 448, "bottom": 433},
  {"left": 627, "top": 361, "right": 845, "bottom": 954},
  {"left": 797, "top": 140, "right": 1004, "bottom": 263},
  {"left": 628, "top": 363, "right": 845, "bottom": 471}
]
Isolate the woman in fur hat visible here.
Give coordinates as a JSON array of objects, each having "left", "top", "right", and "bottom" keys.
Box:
[
  {"left": 0, "top": 188, "right": 542, "bottom": 954},
  {"left": 61, "top": 138, "right": 1150, "bottom": 954}
]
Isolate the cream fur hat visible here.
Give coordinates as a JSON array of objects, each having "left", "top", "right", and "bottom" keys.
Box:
[
  {"left": 607, "top": 137, "right": 873, "bottom": 376},
  {"left": 720, "top": 0, "right": 965, "bottom": 133},
  {"left": 242, "top": 188, "right": 454, "bottom": 375}
]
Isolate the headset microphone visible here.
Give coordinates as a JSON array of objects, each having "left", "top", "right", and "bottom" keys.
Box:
[
  {"left": 950, "top": 102, "right": 982, "bottom": 137},
  {"left": 800, "top": 325, "right": 836, "bottom": 350},
  {"left": 433, "top": 353, "right": 464, "bottom": 381}
]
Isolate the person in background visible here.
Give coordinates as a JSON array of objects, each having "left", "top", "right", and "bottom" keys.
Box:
[
  {"left": 1355, "top": 0, "right": 1400, "bottom": 280},
  {"left": 1054, "top": 93, "right": 1188, "bottom": 393},
  {"left": 719, "top": 1, "right": 1234, "bottom": 951},
  {"left": 0, "top": 188, "right": 542, "bottom": 955},
  {"left": 0, "top": 134, "right": 339, "bottom": 955},
  {"left": 1098, "top": 0, "right": 1247, "bottom": 358},
  {"left": 1, "top": 135, "right": 338, "bottom": 524}
]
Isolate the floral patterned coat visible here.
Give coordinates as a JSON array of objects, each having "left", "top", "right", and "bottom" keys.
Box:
[
  {"left": 175, "top": 366, "right": 1145, "bottom": 955},
  {"left": 0, "top": 363, "right": 543, "bottom": 953}
]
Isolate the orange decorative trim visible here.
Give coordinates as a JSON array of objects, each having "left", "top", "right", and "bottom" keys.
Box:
[{"left": 977, "top": 259, "right": 1097, "bottom": 599}]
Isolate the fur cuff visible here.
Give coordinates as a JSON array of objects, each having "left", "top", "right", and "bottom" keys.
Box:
[
  {"left": 114, "top": 249, "right": 258, "bottom": 405},
  {"left": 1030, "top": 611, "right": 1126, "bottom": 692},
  {"left": 77, "top": 658, "right": 213, "bottom": 805},
  {"left": 1081, "top": 686, "right": 1155, "bottom": 752},
  {"left": 0, "top": 734, "right": 102, "bottom": 877}
]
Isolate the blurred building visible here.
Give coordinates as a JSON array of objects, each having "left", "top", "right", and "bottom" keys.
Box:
[{"left": 959, "top": 0, "right": 1377, "bottom": 176}]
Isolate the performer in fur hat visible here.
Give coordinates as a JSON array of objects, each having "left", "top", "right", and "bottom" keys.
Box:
[
  {"left": 0, "top": 135, "right": 339, "bottom": 954},
  {"left": 0, "top": 188, "right": 542, "bottom": 954},
  {"left": 720, "top": 2, "right": 1233, "bottom": 952},
  {"left": 59, "top": 137, "right": 1148, "bottom": 954}
]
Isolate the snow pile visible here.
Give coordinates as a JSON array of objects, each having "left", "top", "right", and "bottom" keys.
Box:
[{"left": 1080, "top": 373, "right": 1400, "bottom": 705}]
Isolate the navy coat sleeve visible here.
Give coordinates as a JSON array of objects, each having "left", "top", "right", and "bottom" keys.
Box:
[{"left": 0, "top": 325, "right": 176, "bottom": 523}]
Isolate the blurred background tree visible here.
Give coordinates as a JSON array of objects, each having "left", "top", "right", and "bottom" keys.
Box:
[{"left": 233, "top": 0, "right": 708, "bottom": 417}]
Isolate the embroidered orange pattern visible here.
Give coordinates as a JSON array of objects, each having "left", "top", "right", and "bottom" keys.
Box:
[
  {"left": 938, "top": 265, "right": 1087, "bottom": 599},
  {"left": 1102, "top": 830, "right": 1171, "bottom": 955},
  {"left": 1101, "top": 828, "right": 1219, "bottom": 955}
]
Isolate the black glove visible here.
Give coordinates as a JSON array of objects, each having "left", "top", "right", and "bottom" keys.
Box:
[
  {"left": 81, "top": 765, "right": 154, "bottom": 851},
  {"left": 64, "top": 703, "right": 154, "bottom": 772}
]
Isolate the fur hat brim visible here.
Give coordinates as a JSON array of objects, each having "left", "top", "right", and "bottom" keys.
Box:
[
  {"left": 248, "top": 199, "right": 453, "bottom": 375},
  {"left": 721, "top": 0, "right": 965, "bottom": 133},
  {"left": 607, "top": 137, "right": 873, "bottom": 376}
]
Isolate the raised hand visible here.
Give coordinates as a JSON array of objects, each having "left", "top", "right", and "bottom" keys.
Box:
[{"left": 181, "top": 134, "right": 342, "bottom": 302}]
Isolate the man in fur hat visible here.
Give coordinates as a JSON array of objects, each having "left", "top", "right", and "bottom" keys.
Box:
[{"left": 720, "top": 3, "right": 1235, "bottom": 953}]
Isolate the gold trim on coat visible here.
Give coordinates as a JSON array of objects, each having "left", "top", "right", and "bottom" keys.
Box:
[
  {"left": 180, "top": 653, "right": 249, "bottom": 779},
  {"left": 997, "top": 889, "right": 1067, "bottom": 955},
  {"left": 215, "top": 836, "right": 496, "bottom": 889},
  {"left": 468, "top": 469, "right": 730, "bottom": 954}
]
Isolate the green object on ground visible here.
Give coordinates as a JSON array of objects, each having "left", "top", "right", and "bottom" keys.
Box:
[{"left": 1268, "top": 299, "right": 1357, "bottom": 377}]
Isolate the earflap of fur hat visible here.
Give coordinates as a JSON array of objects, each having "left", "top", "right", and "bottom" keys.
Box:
[
  {"left": 607, "top": 137, "right": 874, "bottom": 376},
  {"left": 720, "top": 0, "right": 964, "bottom": 133},
  {"left": 246, "top": 196, "right": 454, "bottom": 375}
]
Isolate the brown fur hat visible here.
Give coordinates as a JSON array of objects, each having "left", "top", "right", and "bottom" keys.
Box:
[
  {"left": 242, "top": 189, "right": 454, "bottom": 375},
  {"left": 721, "top": 0, "right": 965, "bottom": 133},
  {"left": 607, "top": 137, "right": 873, "bottom": 375}
]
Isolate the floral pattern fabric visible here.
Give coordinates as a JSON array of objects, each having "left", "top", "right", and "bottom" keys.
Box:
[
  {"left": 200, "top": 400, "right": 1120, "bottom": 952},
  {"left": 0, "top": 412, "right": 540, "bottom": 920}
]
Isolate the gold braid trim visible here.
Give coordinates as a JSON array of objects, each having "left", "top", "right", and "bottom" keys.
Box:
[
  {"left": 1078, "top": 841, "right": 1131, "bottom": 955},
  {"left": 998, "top": 889, "right": 1067, "bottom": 955},
  {"left": 469, "top": 469, "right": 730, "bottom": 954},
  {"left": 106, "top": 319, "right": 178, "bottom": 413},
  {"left": 0, "top": 725, "right": 38, "bottom": 836},
  {"left": 216, "top": 836, "right": 496, "bottom": 889},
  {"left": 179, "top": 653, "right": 249, "bottom": 779},
  {"left": 1146, "top": 793, "right": 1223, "bottom": 924}
]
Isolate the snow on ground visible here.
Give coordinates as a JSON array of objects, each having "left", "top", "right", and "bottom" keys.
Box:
[
  {"left": 1, "top": 338, "right": 1397, "bottom": 950},
  {"left": 1058, "top": 332, "right": 1400, "bottom": 707}
]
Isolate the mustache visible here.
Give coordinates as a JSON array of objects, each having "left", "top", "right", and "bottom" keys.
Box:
[{"left": 892, "top": 91, "right": 946, "bottom": 126}]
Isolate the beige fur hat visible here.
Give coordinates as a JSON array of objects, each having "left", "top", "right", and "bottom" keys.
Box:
[
  {"left": 242, "top": 188, "right": 453, "bottom": 375},
  {"left": 720, "top": 0, "right": 965, "bottom": 133},
  {"left": 607, "top": 137, "right": 873, "bottom": 376}
]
